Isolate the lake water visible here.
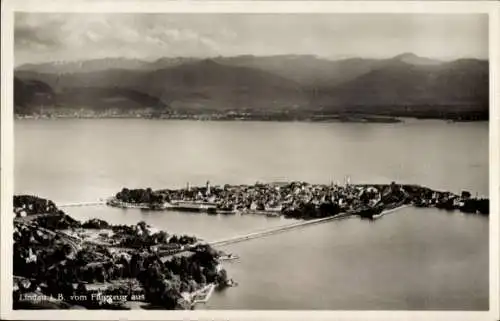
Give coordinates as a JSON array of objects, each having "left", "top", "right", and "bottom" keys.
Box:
[{"left": 14, "top": 119, "right": 489, "bottom": 310}]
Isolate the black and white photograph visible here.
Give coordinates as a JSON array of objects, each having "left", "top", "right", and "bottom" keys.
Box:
[{"left": 1, "top": 1, "right": 498, "bottom": 320}]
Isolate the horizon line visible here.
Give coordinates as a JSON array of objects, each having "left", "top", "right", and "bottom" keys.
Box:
[{"left": 14, "top": 52, "right": 489, "bottom": 68}]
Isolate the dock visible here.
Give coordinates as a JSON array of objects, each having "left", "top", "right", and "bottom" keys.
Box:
[{"left": 191, "top": 283, "right": 215, "bottom": 306}]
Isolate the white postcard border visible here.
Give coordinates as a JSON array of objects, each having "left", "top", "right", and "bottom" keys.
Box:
[{"left": 1, "top": 1, "right": 498, "bottom": 320}]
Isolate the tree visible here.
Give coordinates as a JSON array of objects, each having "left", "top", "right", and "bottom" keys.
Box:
[
  {"left": 59, "top": 279, "right": 75, "bottom": 299},
  {"left": 137, "top": 221, "right": 147, "bottom": 232},
  {"left": 299, "top": 202, "right": 318, "bottom": 218},
  {"left": 169, "top": 235, "right": 179, "bottom": 244},
  {"left": 160, "top": 287, "right": 181, "bottom": 309},
  {"left": 155, "top": 231, "right": 168, "bottom": 244},
  {"left": 96, "top": 266, "right": 107, "bottom": 283},
  {"left": 76, "top": 282, "right": 88, "bottom": 295},
  {"left": 130, "top": 253, "right": 144, "bottom": 277},
  {"left": 199, "top": 273, "right": 207, "bottom": 285},
  {"left": 319, "top": 202, "right": 340, "bottom": 217},
  {"left": 216, "top": 269, "right": 228, "bottom": 285}
]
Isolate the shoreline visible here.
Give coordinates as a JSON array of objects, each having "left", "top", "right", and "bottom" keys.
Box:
[
  {"left": 189, "top": 283, "right": 215, "bottom": 308},
  {"left": 13, "top": 115, "right": 490, "bottom": 123},
  {"left": 371, "top": 204, "right": 411, "bottom": 220}
]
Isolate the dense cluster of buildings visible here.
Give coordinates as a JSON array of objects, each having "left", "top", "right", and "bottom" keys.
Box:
[
  {"left": 112, "top": 180, "right": 489, "bottom": 218},
  {"left": 156, "top": 180, "right": 391, "bottom": 214},
  {"left": 15, "top": 109, "right": 401, "bottom": 122}
]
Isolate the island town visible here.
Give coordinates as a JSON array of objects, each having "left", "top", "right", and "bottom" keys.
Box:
[
  {"left": 13, "top": 180, "right": 488, "bottom": 310},
  {"left": 107, "top": 180, "right": 489, "bottom": 219}
]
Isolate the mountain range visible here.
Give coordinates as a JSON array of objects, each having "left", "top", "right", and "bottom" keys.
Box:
[{"left": 14, "top": 53, "right": 489, "bottom": 119}]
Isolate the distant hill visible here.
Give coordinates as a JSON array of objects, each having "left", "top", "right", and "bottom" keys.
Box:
[
  {"left": 16, "top": 58, "right": 151, "bottom": 74},
  {"left": 15, "top": 69, "right": 152, "bottom": 93},
  {"left": 213, "top": 54, "right": 444, "bottom": 87},
  {"left": 315, "top": 57, "right": 488, "bottom": 116},
  {"left": 14, "top": 54, "right": 489, "bottom": 118},
  {"left": 16, "top": 59, "right": 309, "bottom": 111},
  {"left": 16, "top": 57, "right": 200, "bottom": 74},
  {"left": 14, "top": 76, "right": 169, "bottom": 113},
  {"left": 390, "top": 52, "right": 442, "bottom": 66},
  {"left": 14, "top": 77, "right": 55, "bottom": 114},
  {"left": 55, "top": 87, "right": 169, "bottom": 111},
  {"left": 214, "top": 55, "right": 371, "bottom": 86},
  {"left": 140, "top": 59, "right": 307, "bottom": 109},
  {"left": 16, "top": 54, "right": 414, "bottom": 87}
]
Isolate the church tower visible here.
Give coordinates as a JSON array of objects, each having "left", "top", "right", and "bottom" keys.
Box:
[{"left": 206, "top": 180, "right": 211, "bottom": 196}]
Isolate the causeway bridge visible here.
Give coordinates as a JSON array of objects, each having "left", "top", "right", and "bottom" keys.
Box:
[
  {"left": 58, "top": 201, "right": 107, "bottom": 208},
  {"left": 207, "top": 212, "right": 352, "bottom": 247},
  {"left": 159, "top": 212, "right": 354, "bottom": 262}
]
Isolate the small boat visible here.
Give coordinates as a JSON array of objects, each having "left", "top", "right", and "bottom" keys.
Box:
[
  {"left": 225, "top": 279, "right": 238, "bottom": 287},
  {"left": 219, "top": 253, "right": 240, "bottom": 261}
]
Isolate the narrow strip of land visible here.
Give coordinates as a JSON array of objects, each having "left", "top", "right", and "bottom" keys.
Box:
[{"left": 58, "top": 201, "right": 106, "bottom": 208}]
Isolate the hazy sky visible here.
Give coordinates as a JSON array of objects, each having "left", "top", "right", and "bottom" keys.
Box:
[{"left": 15, "top": 13, "right": 488, "bottom": 65}]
